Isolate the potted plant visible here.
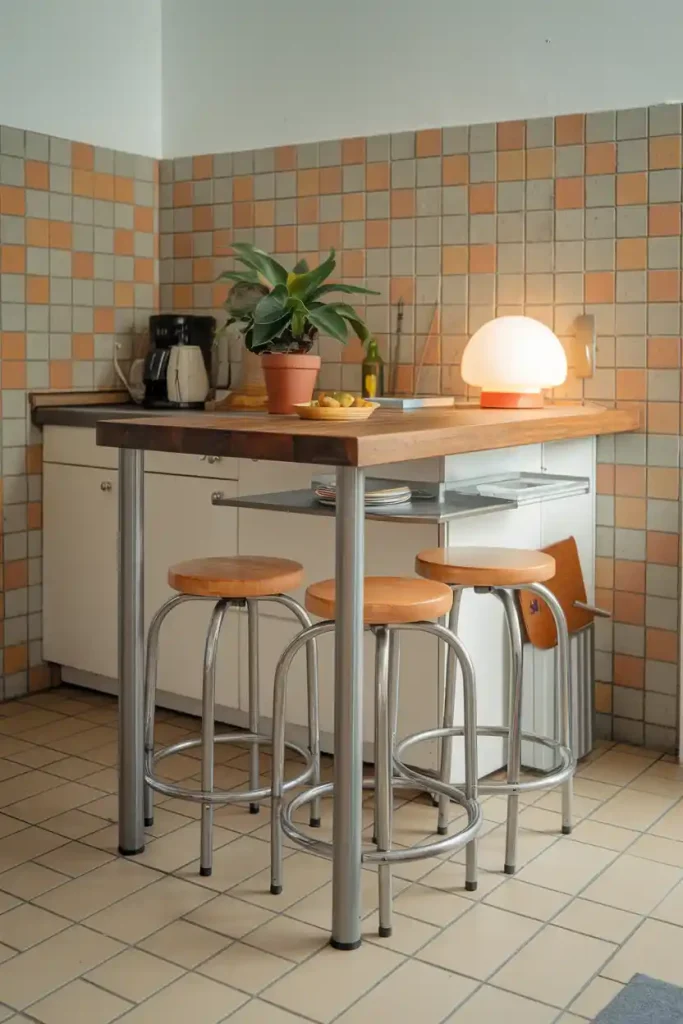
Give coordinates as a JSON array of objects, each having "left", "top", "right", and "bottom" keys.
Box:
[{"left": 219, "top": 243, "right": 377, "bottom": 413}]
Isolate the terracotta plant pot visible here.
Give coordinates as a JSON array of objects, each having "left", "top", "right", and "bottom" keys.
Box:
[{"left": 261, "top": 353, "right": 321, "bottom": 414}]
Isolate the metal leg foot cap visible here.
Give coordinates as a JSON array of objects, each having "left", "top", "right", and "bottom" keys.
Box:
[
  {"left": 562, "top": 825, "right": 572, "bottom": 835},
  {"left": 249, "top": 804, "right": 260, "bottom": 815},
  {"left": 378, "top": 926, "right": 392, "bottom": 938},
  {"left": 330, "top": 938, "right": 362, "bottom": 951},
  {"left": 270, "top": 884, "right": 282, "bottom": 896},
  {"left": 200, "top": 866, "right": 212, "bottom": 877},
  {"left": 465, "top": 880, "right": 478, "bottom": 892},
  {"left": 309, "top": 817, "right": 321, "bottom": 828},
  {"left": 144, "top": 817, "right": 154, "bottom": 828},
  {"left": 118, "top": 845, "right": 144, "bottom": 856},
  {"left": 437, "top": 825, "right": 448, "bottom": 836},
  {"left": 504, "top": 863, "right": 516, "bottom": 875}
]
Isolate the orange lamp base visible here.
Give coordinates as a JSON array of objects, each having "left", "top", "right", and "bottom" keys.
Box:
[{"left": 480, "top": 391, "right": 544, "bottom": 409}]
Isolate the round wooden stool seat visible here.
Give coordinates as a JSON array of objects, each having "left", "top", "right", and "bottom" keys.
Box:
[
  {"left": 415, "top": 546, "right": 556, "bottom": 588},
  {"left": 168, "top": 556, "right": 304, "bottom": 599},
  {"left": 305, "top": 576, "right": 453, "bottom": 625}
]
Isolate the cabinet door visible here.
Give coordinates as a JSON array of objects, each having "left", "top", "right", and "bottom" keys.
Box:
[
  {"left": 43, "top": 463, "right": 118, "bottom": 678},
  {"left": 144, "top": 475, "right": 240, "bottom": 712}
]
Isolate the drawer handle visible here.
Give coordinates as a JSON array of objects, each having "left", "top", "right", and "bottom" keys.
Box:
[
  {"left": 211, "top": 491, "right": 225, "bottom": 503},
  {"left": 201, "top": 455, "right": 222, "bottom": 464},
  {"left": 100, "top": 481, "right": 113, "bottom": 492}
]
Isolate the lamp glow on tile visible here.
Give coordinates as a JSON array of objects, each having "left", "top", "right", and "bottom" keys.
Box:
[{"left": 461, "top": 315, "right": 567, "bottom": 408}]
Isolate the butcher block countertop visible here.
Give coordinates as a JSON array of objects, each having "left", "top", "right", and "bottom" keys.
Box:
[{"left": 96, "top": 402, "right": 640, "bottom": 468}]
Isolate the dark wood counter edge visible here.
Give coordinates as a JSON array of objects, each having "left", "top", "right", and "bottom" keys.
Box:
[{"left": 96, "top": 405, "right": 641, "bottom": 468}]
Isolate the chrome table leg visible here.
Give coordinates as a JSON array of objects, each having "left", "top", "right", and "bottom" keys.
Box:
[
  {"left": 118, "top": 447, "right": 145, "bottom": 856},
  {"left": 200, "top": 600, "right": 229, "bottom": 876},
  {"left": 495, "top": 588, "right": 524, "bottom": 875},
  {"left": 332, "top": 465, "right": 365, "bottom": 950}
]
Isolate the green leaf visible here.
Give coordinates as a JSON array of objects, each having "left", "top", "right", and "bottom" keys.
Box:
[
  {"left": 288, "top": 250, "right": 336, "bottom": 300},
  {"left": 306, "top": 305, "right": 348, "bottom": 344},
  {"left": 323, "top": 302, "right": 371, "bottom": 342},
  {"left": 253, "top": 285, "right": 289, "bottom": 324},
  {"left": 216, "top": 269, "right": 260, "bottom": 285},
  {"left": 232, "top": 243, "right": 288, "bottom": 287},
  {"left": 309, "top": 282, "right": 380, "bottom": 300},
  {"left": 292, "top": 258, "right": 310, "bottom": 274},
  {"left": 251, "top": 314, "right": 290, "bottom": 349}
]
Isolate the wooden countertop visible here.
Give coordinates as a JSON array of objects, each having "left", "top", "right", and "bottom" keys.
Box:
[{"left": 96, "top": 403, "right": 640, "bottom": 468}]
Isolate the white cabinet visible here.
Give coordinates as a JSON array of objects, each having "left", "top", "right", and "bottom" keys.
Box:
[{"left": 43, "top": 462, "right": 119, "bottom": 679}]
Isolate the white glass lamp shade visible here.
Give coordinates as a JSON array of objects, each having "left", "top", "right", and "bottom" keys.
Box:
[{"left": 461, "top": 316, "right": 567, "bottom": 408}]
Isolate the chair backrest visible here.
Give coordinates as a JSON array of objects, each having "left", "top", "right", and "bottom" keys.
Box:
[{"left": 517, "top": 536, "right": 594, "bottom": 649}]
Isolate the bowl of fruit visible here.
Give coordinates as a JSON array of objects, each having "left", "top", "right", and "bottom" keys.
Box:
[{"left": 293, "top": 392, "right": 379, "bottom": 421}]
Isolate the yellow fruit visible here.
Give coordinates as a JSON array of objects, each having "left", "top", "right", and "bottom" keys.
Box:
[
  {"left": 352, "top": 396, "right": 365, "bottom": 407},
  {"left": 320, "top": 396, "right": 340, "bottom": 407},
  {"left": 339, "top": 392, "right": 354, "bottom": 407}
]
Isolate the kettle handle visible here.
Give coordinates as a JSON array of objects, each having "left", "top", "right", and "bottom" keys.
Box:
[{"left": 114, "top": 344, "right": 145, "bottom": 403}]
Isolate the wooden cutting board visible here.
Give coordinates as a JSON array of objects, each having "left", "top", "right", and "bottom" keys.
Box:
[{"left": 518, "top": 536, "right": 593, "bottom": 649}]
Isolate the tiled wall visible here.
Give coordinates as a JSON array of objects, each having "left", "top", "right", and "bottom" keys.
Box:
[
  {"left": 0, "top": 124, "right": 158, "bottom": 698},
  {"left": 158, "top": 105, "right": 683, "bottom": 752}
]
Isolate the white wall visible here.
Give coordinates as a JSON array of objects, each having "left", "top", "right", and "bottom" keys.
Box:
[
  {"left": 162, "top": 0, "right": 683, "bottom": 157},
  {"left": 0, "top": 0, "right": 162, "bottom": 156}
]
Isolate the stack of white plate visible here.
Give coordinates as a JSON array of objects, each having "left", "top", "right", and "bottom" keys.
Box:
[{"left": 314, "top": 481, "right": 412, "bottom": 508}]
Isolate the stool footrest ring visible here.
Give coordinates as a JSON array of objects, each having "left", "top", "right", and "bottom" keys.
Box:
[{"left": 146, "top": 733, "right": 314, "bottom": 805}]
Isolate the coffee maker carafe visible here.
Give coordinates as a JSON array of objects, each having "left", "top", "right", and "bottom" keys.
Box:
[{"left": 143, "top": 314, "right": 216, "bottom": 408}]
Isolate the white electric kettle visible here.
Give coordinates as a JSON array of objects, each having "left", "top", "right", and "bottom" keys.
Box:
[{"left": 166, "top": 345, "right": 210, "bottom": 407}]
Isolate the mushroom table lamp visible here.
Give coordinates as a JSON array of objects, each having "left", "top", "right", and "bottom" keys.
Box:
[{"left": 461, "top": 315, "right": 567, "bottom": 408}]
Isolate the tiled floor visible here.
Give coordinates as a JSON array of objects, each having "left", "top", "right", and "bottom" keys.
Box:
[{"left": 0, "top": 689, "right": 680, "bottom": 1022}]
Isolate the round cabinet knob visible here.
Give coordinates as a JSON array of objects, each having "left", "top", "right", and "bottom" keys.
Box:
[
  {"left": 207, "top": 456, "right": 222, "bottom": 464},
  {"left": 100, "top": 481, "right": 112, "bottom": 492},
  {"left": 211, "top": 491, "right": 224, "bottom": 503}
]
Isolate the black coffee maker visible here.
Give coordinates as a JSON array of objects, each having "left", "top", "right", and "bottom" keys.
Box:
[{"left": 143, "top": 314, "right": 216, "bottom": 408}]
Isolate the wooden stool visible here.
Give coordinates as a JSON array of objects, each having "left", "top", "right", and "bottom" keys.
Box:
[
  {"left": 144, "top": 555, "right": 321, "bottom": 877},
  {"left": 269, "top": 576, "right": 483, "bottom": 940},
  {"left": 414, "top": 546, "right": 575, "bottom": 875}
]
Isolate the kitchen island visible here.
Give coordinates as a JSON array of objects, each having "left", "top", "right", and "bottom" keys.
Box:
[{"left": 96, "top": 401, "right": 639, "bottom": 950}]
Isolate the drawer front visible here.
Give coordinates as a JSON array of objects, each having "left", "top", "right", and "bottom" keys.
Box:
[
  {"left": 145, "top": 451, "right": 239, "bottom": 480},
  {"left": 44, "top": 426, "right": 118, "bottom": 469}
]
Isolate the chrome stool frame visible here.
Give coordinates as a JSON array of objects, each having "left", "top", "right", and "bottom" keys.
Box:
[
  {"left": 269, "top": 618, "right": 482, "bottom": 938},
  {"left": 411, "top": 581, "right": 575, "bottom": 876},
  {"left": 144, "top": 592, "right": 321, "bottom": 876}
]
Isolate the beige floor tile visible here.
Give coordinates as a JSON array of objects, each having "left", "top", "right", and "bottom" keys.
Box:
[
  {"left": 0, "top": 738, "right": 34, "bottom": 759},
  {"left": 417, "top": 903, "right": 540, "bottom": 980},
  {"left": 80, "top": 823, "right": 128, "bottom": 853},
  {"left": 445, "top": 983, "right": 558, "bottom": 1022},
  {"left": 570, "top": 976, "right": 624, "bottom": 1019},
  {"left": 0, "top": 816, "right": 28, "bottom": 841},
  {"left": 582, "top": 853, "right": 682, "bottom": 914},
  {"left": 139, "top": 919, "right": 232, "bottom": 968},
  {"left": 611, "top": 744, "right": 659, "bottom": 760},
  {"left": 230, "top": 852, "right": 331, "bottom": 911},
  {"left": 362, "top": 909, "right": 439, "bottom": 954},
  {"left": 26, "top": 978, "right": 131, "bottom": 1024},
  {"left": 34, "top": 859, "right": 161, "bottom": 921},
  {"left": 177, "top": 835, "right": 274, "bottom": 891},
  {"left": 572, "top": 777, "right": 620, "bottom": 803},
  {"left": 78, "top": 793, "right": 118, "bottom": 821},
  {"left": 484, "top": 879, "right": 571, "bottom": 920},
  {"left": 0, "top": 924, "right": 123, "bottom": 1009},
  {"left": 553, "top": 897, "right": 640, "bottom": 943},
  {"left": 0, "top": 862, "right": 67, "bottom": 899},
  {"left": 603, "top": 918, "right": 683, "bottom": 985},
  {"left": 336, "top": 958, "right": 477, "bottom": 1023},
  {"left": 531, "top": 791, "right": 601, "bottom": 821},
  {"left": 0, "top": 827, "right": 67, "bottom": 872},
  {"left": 417, "top": 856, "right": 506, "bottom": 901},
  {"left": 47, "top": 726, "right": 118, "bottom": 756},
  {"left": 0, "top": 710, "right": 64, "bottom": 736},
  {"left": 516, "top": 839, "right": 617, "bottom": 894},
  {"left": 0, "top": 891, "right": 20, "bottom": 915},
  {"left": 647, "top": 760, "right": 683, "bottom": 781},
  {"left": 114, "top": 973, "right": 247, "bottom": 1023},
  {"left": 262, "top": 942, "right": 403, "bottom": 1023},
  {"left": 199, "top": 939, "right": 293, "bottom": 994},
  {"left": 0, "top": 763, "right": 29, "bottom": 784},
  {"left": 391, "top": 881, "right": 472, "bottom": 926},
  {"left": 578, "top": 752, "right": 650, "bottom": 787},
  {"left": 0, "top": 1008, "right": 15, "bottom": 1023},
  {"left": 568, "top": 819, "right": 639, "bottom": 852},
  {"left": 627, "top": 772, "right": 683, "bottom": 799},
  {"left": 0, "top": 772, "right": 65, "bottom": 808},
  {"left": 211, "top": 801, "right": 274, "bottom": 834},
  {"left": 650, "top": 877, "right": 683, "bottom": 926},
  {"left": 83, "top": 741, "right": 119, "bottom": 767},
  {"left": 34, "top": 841, "right": 114, "bottom": 877},
  {"left": 284, "top": 869, "right": 408, "bottom": 930},
  {"left": 3, "top": 782, "right": 107, "bottom": 825},
  {"left": 245, "top": 915, "right": 330, "bottom": 962},
  {"left": 491, "top": 924, "right": 615, "bottom": 1007},
  {"left": 85, "top": 948, "right": 184, "bottom": 1003},
  {"left": 16, "top": 718, "right": 94, "bottom": 745},
  {"left": 44, "top": 757, "right": 102, "bottom": 782},
  {"left": 0, "top": 903, "right": 71, "bottom": 950},
  {"left": 39, "top": 809, "right": 107, "bottom": 840},
  {"left": 452, "top": 823, "right": 556, "bottom": 873},
  {"left": 85, "top": 875, "right": 212, "bottom": 943},
  {"left": 226, "top": 1001, "right": 309, "bottom": 1023},
  {"left": 144, "top": 807, "right": 193, "bottom": 838},
  {"left": 6, "top": 748, "right": 65, "bottom": 770},
  {"left": 590, "top": 788, "right": 676, "bottom": 832},
  {"left": 629, "top": 832, "right": 683, "bottom": 868},
  {"left": 134, "top": 820, "right": 238, "bottom": 873},
  {"left": 186, "top": 893, "right": 274, "bottom": 939},
  {"left": 649, "top": 801, "right": 683, "bottom": 842}
]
